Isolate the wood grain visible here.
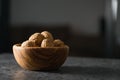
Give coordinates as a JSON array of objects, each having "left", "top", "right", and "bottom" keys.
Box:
[{"left": 13, "top": 44, "right": 69, "bottom": 70}]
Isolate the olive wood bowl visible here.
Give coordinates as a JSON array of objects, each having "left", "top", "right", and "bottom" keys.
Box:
[{"left": 13, "top": 44, "right": 69, "bottom": 71}]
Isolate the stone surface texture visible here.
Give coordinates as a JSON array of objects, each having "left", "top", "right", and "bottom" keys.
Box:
[{"left": 0, "top": 53, "right": 120, "bottom": 80}]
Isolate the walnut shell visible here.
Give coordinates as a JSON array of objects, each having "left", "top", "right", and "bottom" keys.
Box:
[
  {"left": 53, "top": 39, "right": 64, "bottom": 47},
  {"left": 41, "top": 39, "right": 54, "bottom": 48},
  {"left": 41, "top": 31, "right": 54, "bottom": 41},
  {"left": 29, "top": 33, "right": 44, "bottom": 46},
  {"left": 21, "top": 40, "right": 37, "bottom": 47}
]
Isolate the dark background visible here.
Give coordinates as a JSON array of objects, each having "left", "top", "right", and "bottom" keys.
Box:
[{"left": 0, "top": 0, "right": 120, "bottom": 58}]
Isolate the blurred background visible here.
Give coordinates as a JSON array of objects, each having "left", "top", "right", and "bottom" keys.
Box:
[{"left": 0, "top": 0, "right": 120, "bottom": 58}]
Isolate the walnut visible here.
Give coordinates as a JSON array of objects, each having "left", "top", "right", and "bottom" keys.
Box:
[
  {"left": 29, "top": 32, "right": 44, "bottom": 46},
  {"left": 53, "top": 39, "right": 64, "bottom": 47},
  {"left": 21, "top": 40, "right": 37, "bottom": 47},
  {"left": 41, "top": 39, "right": 54, "bottom": 48},
  {"left": 41, "top": 31, "right": 54, "bottom": 41},
  {"left": 21, "top": 31, "right": 66, "bottom": 48}
]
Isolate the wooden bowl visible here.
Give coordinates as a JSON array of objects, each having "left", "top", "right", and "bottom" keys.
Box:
[{"left": 13, "top": 44, "right": 69, "bottom": 71}]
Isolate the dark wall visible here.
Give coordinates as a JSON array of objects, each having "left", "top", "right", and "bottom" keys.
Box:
[{"left": 0, "top": 0, "right": 10, "bottom": 52}]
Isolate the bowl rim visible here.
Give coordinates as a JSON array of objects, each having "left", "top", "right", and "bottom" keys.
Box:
[{"left": 13, "top": 44, "right": 69, "bottom": 49}]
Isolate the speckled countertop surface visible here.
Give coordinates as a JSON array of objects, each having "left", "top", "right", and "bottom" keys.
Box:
[{"left": 0, "top": 53, "right": 120, "bottom": 80}]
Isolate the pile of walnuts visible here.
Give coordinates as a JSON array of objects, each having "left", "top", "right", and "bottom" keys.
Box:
[{"left": 21, "top": 31, "right": 65, "bottom": 47}]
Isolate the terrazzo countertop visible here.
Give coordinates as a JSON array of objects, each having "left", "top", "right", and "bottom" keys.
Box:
[{"left": 0, "top": 53, "right": 120, "bottom": 80}]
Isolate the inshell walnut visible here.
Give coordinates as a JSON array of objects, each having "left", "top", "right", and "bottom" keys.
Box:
[
  {"left": 29, "top": 32, "right": 44, "bottom": 46},
  {"left": 53, "top": 39, "right": 64, "bottom": 47},
  {"left": 41, "top": 31, "right": 54, "bottom": 41},
  {"left": 21, "top": 40, "right": 37, "bottom": 47},
  {"left": 41, "top": 39, "right": 54, "bottom": 48}
]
